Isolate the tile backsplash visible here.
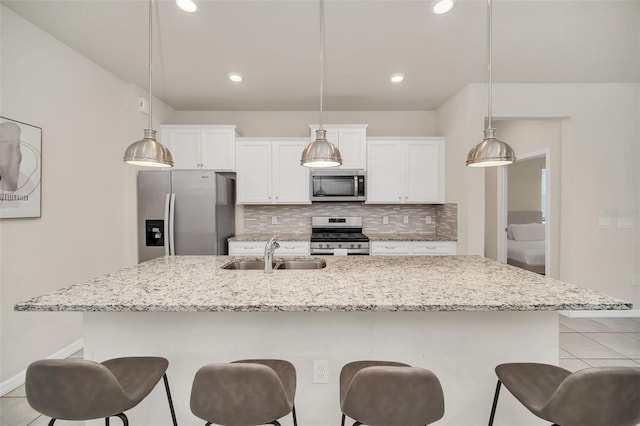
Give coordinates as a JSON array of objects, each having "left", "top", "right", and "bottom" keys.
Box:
[{"left": 242, "top": 203, "right": 457, "bottom": 238}]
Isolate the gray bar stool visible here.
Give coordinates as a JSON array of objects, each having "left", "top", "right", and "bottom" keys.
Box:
[
  {"left": 488, "top": 363, "right": 640, "bottom": 426},
  {"left": 190, "top": 359, "right": 297, "bottom": 426},
  {"left": 339, "top": 360, "right": 445, "bottom": 426},
  {"left": 25, "top": 356, "right": 177, "bottom": 426}
]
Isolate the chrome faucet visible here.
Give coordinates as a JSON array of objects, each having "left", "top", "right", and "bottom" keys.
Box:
[{"left": 264, "top": 235, "right": 280, "bottom": 274}]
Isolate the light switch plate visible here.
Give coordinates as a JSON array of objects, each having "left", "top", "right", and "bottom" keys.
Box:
[
  {"left": 599, "top": 218, "right": 611, "bottom": 229},
  {"left": 426, "top": 216, "right": 432, "bottom": 225},
  {"left": 403, "top": 215, "right": 409, "bottom": 224},
  {"left": 617, "top": 217, "right": 633, "bottom": 229},
  {"left": 272, "top": 216, "right": 278, "bottom": 225},
  {"left": 138, "top": 97, "right": 149, "bottom": 114},
  {"left": 383, "top": 216, "right": 389, "bottom": 225}
]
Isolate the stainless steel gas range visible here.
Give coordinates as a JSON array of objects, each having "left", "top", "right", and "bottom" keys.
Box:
[{"left": 310, "top": 217, "right": 370, "bottom": 255}]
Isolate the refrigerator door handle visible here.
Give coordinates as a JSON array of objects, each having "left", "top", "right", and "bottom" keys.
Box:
[
  {"left": 164, "top": 193, "right": 171, "bottom": 256},
  {"left": 169, "top": 193, "right": 176, "bottom": 256}
]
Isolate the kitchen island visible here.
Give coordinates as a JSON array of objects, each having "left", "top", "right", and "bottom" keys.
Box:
[{"left": 16, "top": 255, "right": 631, "bottom": 426}]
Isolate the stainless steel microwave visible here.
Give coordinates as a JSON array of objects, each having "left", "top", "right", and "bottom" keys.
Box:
[{"left": 310, "top": 169, "right": 366, "bottom": 202}]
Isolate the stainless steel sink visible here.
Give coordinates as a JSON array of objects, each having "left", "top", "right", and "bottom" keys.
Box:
[
  {"left": 222, "top": 260, "right": 267, "bottom": 270},
  {"left": 222, "top": 259, "right": 326, "bottom": 271},
  {"left": 275, "top": 260, "right": 326, "bottom": 270}
]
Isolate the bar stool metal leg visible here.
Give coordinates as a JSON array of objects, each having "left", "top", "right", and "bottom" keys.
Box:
[
  {"left": 292, "top": 405, "right": 298, "bottom": 426},
  {"left": 488, "top": 380, "right": 502, "bottom": 426},
  {"left": 341, "top": 413, "right": 345, "bottom": 426},
  {"left": 163, "top": 373, "right": 178, "bottom": 426}
]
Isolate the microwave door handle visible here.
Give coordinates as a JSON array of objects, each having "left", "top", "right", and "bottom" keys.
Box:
[{"left": 354, "top": 176, "right": 358, "bottom": 196}]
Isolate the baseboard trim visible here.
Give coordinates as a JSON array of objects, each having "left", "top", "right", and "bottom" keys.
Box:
[
  {"left": 0, "top": 338, "right": 83, "bottom": 397},
  {"left": 560, "top": 309, "right": 640, "bottom": 318}
]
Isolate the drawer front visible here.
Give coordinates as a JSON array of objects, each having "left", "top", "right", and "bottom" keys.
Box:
[
  {"left": 370, "top": 241, "right": 411, "bottom": 255},
  {"left": 411, "top": 241, "right": 457, "bottom": 255},
  {"left": 276, "top": 242, "right": 310, "bottom": 256},
  {"left": 229, "top": 241, "right": 310, "bottom": 256},
  {"left": 228, "top": 241, "right": 264, "bottom": 255}
]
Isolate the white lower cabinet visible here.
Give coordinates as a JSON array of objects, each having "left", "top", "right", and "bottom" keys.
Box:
[
  {"left": 371, "top": 241, "right": 457, "bottom": 256},
  {"left": 229, "top": 241, "right": 310, "bottom": 256}
]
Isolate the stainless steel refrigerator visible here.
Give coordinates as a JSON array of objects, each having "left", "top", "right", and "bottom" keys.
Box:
[{"left": 137, "top": 170, "right": 235, "bottom": 262}]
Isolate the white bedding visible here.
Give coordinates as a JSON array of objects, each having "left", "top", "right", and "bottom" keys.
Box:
[{"left": 507, "top": 240, "right": 545, "bottom": 266}]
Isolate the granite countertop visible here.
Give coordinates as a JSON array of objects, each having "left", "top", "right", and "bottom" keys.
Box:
[
  {"left": 15, "top": 255, "right": 631, "bottom": 313},
  {"left": 229, "top": 234, "right": 311, "bottom": 242},
  {"left": 367, "top": 234, "right": 457, "bottom": 242}
]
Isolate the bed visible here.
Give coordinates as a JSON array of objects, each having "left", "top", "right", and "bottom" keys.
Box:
[{"left": 507, "top": 211, "right": 546, "bottom": 275}]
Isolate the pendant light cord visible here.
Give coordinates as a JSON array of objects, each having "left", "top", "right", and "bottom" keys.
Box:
[
  {"left": 319, "top": 0, "right": 325, "bottom": 131},
  {"left": 487, "top": 0, "right": 492, "bottom": 130},
  {"left": 148, "top": 0, "right": 154, "bottom": 130}
]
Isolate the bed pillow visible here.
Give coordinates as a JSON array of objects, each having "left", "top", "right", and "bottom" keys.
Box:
[{"left": 509, "top": 223, "right": 545, "bottom": 241}]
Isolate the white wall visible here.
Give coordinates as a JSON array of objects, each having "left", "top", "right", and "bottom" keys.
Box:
[
  {"left": 438, "top": 83, "right": 639, "bottom": 306},
  {"left": 174, "top": 110, "right": 437, "bottom": 137},
  {"left": 507, "top": 156, "right": 546, "bottom": 212},
  {"left": 435, "top": 85, "right": 487, "bottom": 256},
  {"left": 0, "top": 6, "right": 175, "bottom": 383}
]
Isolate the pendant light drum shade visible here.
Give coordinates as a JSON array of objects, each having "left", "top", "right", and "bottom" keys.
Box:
[
  {"left": 124, "top": 129, "right": 173, "bottom": 167},
  {"left": 466, "top": 128, "right": 515, "bottom": 167},
  {"left": 301, "top": 129, "right": 341, "bottom": 167}
]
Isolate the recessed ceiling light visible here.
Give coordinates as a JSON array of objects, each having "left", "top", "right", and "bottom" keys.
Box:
[
  {"left": 390, "top": 73, "right": 405, "bottom": 83},
  {"left": 229, "top": 73, "right": 243, "bottom": 83},
  {"left": 432, "top": 0, "right": 454, "bottom": 15},
  {"left": 176, "top": 0, "right": 197, "bottom": 13}
]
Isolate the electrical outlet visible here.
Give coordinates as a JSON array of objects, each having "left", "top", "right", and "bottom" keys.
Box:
[
  {"left": 403, "top": 215, "right": 409, "bottom": 224},
  {"left": 383, "top": 216, "right": 389, "bottom": 225},
  {"left": 272, "top": 216, "right": 278, "bottom": 225},
  {"left": 313, "top": 360, "right": 328, "bottom": 384},
  {"left": 426, "top": 216, "right": 432, "bottom": 225}
]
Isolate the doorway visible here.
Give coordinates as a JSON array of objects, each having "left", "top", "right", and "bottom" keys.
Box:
[{"left": 497, "top": 151, "right": 551, "bottom": 275}]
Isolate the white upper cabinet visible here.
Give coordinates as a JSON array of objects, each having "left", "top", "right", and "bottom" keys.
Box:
[
  {"left": 236, "top": 138, "right": 310, "bottom": 205},
  {"left": 308, "top": 124, "right": 368, "bottom": 169},
  {"left": 367, "top": 137, "right": 445, "bottom": 204},
  {"left": 160, "top": 125, "right": 237, "bottom": 170}
]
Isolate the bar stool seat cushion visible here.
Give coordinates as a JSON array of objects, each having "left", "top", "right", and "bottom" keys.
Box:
[
  {"left": 340, "top": 360, "right": 444, "bottom": 426},
  {"left": 26, "top": 357, "right": 169, "bottom": 421},
  {"left": 495, "top": 363, "right": 640, "bottom": 426},
  {"left": 191, "top": 359, "right": 296, "bottom": 426}
]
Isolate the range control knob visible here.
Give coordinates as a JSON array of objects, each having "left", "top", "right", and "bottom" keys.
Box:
[
  {"left": 338, "top": 244, "right": 342, "bottom": 248},
  {"left": 350, "top": 244, "right": 355, "bottom": 248},
  {"left": 357, "top": 244, "right": 362, "bottom": 249},
  {"left": 318, "top": 244, "right": 323, "bottom": 248}
]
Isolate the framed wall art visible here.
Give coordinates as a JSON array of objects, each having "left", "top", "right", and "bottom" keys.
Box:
[{"left": 0, "top": 116, "right": 42, "bottom": 219}]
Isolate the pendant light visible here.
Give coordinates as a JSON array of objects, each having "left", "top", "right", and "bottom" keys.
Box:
[
  {"left": 124, "top": 0, "right": 173, "bottom": 168},
  {"left": 301, "top": 0, "right": 342, "bottom": 168},
  {"left": 466, "top": 0, "right": 516, "bottom": 167}
]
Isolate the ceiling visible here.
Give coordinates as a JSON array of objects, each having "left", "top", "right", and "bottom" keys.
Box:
[{"left": 2, "top": 0, "right": 638, "bottom": 111}]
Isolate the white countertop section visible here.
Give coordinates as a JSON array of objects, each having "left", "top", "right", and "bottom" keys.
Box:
[{"left": 15, "top": 256, "right": 631, "bottom": 313}]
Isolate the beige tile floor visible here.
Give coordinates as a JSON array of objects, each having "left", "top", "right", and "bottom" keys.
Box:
[{"left": 2, "top": 316, "right": 639, "bottom": 425}]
